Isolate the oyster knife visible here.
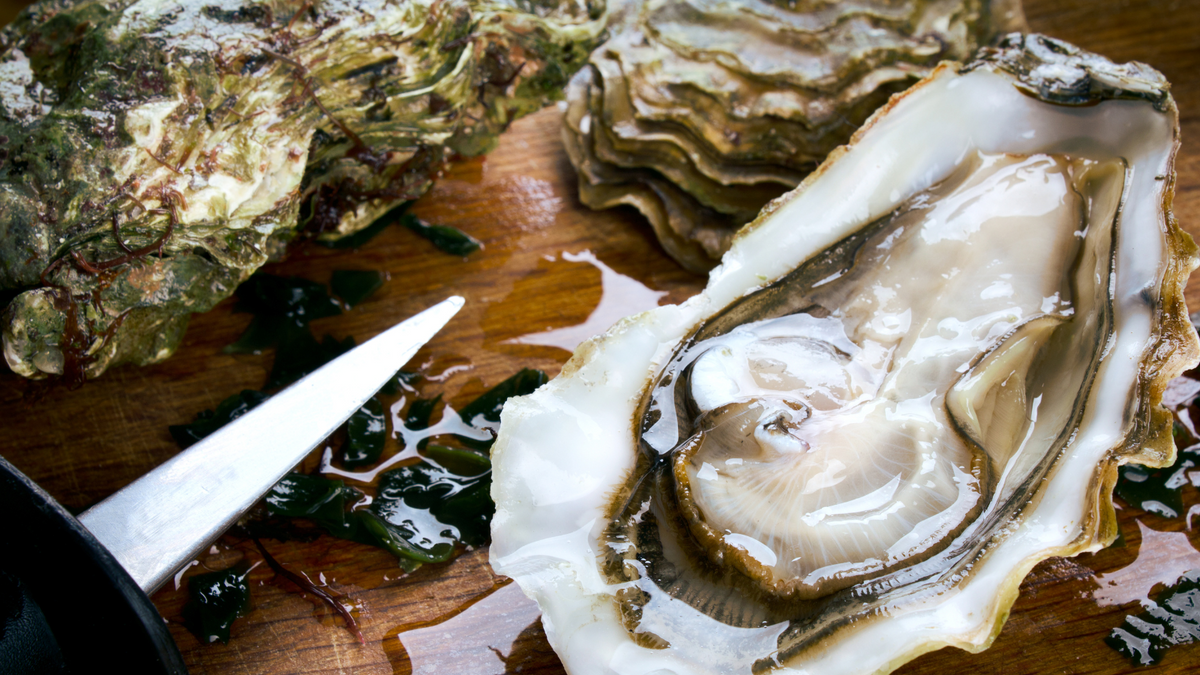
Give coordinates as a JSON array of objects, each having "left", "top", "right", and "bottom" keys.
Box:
[{"left": 0, "top": 296, "right": 463, "bottom": 674}]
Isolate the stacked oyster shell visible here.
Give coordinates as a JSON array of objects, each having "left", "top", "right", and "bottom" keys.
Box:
[{"left": 564, "top": 0, "right": 1027, "bottom": 271}]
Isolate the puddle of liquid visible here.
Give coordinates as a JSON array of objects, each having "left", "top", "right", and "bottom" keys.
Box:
[
  {"left": 505, "top": 250, "right": 668, "bottom": 352},
  {"left": 390, "top": 583, "right": 545, "bottom": 675},
  {"left": 1092, "top": 520, "right": 1200, "bottom": 607}
]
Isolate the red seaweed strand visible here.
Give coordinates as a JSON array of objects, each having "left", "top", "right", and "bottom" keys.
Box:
[
  {"left": 70, "top": 191, "right": 180, "bottom": 273},
  {"left": 261, "top": 47, "right": 389, "bottom": 172},
  {"left": 142, "top": 146, "right": 183, "bottom": 175},
  {"left": 252, "top": 538, "right": 365, "bottom": 644},
  {"left": 112, "top": 213, "right": 137, "bottom": 254}
]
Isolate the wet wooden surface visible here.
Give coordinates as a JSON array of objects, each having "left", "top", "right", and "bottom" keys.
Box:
[{"left": 2, "top": 0, "right": 1200, "bottom": 673}]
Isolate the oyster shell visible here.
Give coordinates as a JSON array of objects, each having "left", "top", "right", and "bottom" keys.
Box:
[
  {"left": 491, "top": 34, "right": 1199, "bottom": 675},
  {"left": 564, "top": 0, "right": 1028, "bottom": 272},
  {"left": 0, "top": 0, "right": 604, "bottom": 382}
]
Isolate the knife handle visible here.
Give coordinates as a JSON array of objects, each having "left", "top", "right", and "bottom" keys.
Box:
[
  {"left": 0, "top": 456, "right": 186, "bottom": 674},
  {"left": 0, "top": 569, "right": 68, "bottom": 673}
]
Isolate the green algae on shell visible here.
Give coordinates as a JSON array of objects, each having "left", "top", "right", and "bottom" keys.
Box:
[{"left": 0, "top": 0, "right": 604, "bottom": 382}]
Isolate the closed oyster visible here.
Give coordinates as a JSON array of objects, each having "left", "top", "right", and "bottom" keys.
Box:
[
  {"left": 0, "top": 0, "right": 604, "bottom": 382},
  {"left": 564, "top": 0, "right": 1027, "bottom": 272},
  {"left": 492, "top": 35, "right": 1198, "bottom": 675}
]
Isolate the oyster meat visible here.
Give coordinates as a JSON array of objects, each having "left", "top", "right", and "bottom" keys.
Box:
[
  {"left": 491, "top": 35, "right": 1198, "bottom": 674},
  {"left": 0, "top": 0, "right": 604, "bottom": 382},
  {"left": 564, "top": 0, "right": 1027, "bottom": 272}
]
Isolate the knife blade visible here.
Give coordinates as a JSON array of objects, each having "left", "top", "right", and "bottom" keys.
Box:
[{"left": 79, "top": 295, "right": 464, "bottom": 594}]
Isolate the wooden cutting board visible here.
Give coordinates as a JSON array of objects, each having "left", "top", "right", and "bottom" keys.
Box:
[{"left": 2, "top": 1, "right": 1199, "bottom": 673}]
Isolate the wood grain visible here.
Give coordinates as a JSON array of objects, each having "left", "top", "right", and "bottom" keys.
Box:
[{"left": 2, "top": 1, "right": 1200, "bottom": 673}]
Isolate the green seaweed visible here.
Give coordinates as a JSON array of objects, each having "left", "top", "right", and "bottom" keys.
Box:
[
  {"left": 400, "top": 213, "right": 482, "bottom": 257},
  {"left": 1113, "top": 456, "right": 1195, "bottom": 518},
  {"left": 183, "top": 567, "right": 251, "bottom": 645},
  {"left": 266, "top": 474, "right": 358, "bottom": 520},
  {"left": 265, "top": 474, "right": 375, "bottom": 547},
  {"left": 169, "top": 390, "right": 269, "bottom": 449},
  {"left": 220, "top": 272, "right": 363, "bottom": 389},
  {"left": 343, "top": 397, "right": 387, "bottom": 468},
  {"left": 267, "top": 331, "right": 356, "bottom": 390},
  {"left": 1114, "top": 370, "right": 1200, "bottom": 520},
  {"left": 222, "top": 314, "right": 289, "bottom": 357},
  {"left": 1106, "top": 570, "right": 1200, "bottom": 666},
  {"left": 423, "top": 443, "right": 491, "bottom": 476},
  {"left": 456, "top": 368, "right": 548, "bottom": 450},
  {"left": 405, "top": 395, "right": 442, "bottom": 450},
  {"left": 265, "top": 458, "right": 493, "bottom": 567},
  {"left": 331, "top": 270, "right": 385, "bottom": 308},
  {"left": 254, "top": 367, "right": 543, "bottom": 568},
  {"left": 226, "top": 275, "right": 342, "bottom": 350},
  {"left": 1106, "top": 364, "right": 1200, "bottom": 663},
  {"left": 358, "top": 509, "right": 456, "bottom": 565},
  {"left": 321, "top": 201, "right": 411, "bottom": 251},
  {"left": 234, "top": 275, "right": 342, "bottom": 327},
  {"left": 372, "top": 457, "right": 493, "bottom": 550}
]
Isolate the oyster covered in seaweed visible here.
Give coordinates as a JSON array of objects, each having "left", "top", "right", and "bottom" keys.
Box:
[
  {"left": 563, "top": 0, "right": 1027, "bottom": 272},
  {"left": 491, "top": 34, "right": 1198, "bottom": 674},
  {"left": 0, "top": 0, "right": 604, "bottom": 382}
]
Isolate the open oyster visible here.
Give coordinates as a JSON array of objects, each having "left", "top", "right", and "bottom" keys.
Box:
[
  {"left": 564, "top": 0, "right": 1027, "bottom": 272},
  {"left": 0, "top": 0, "right": 603, "bottom": 382},
  {"left": 491, "top": 34, "right": 1198, "bottom": 675}
]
